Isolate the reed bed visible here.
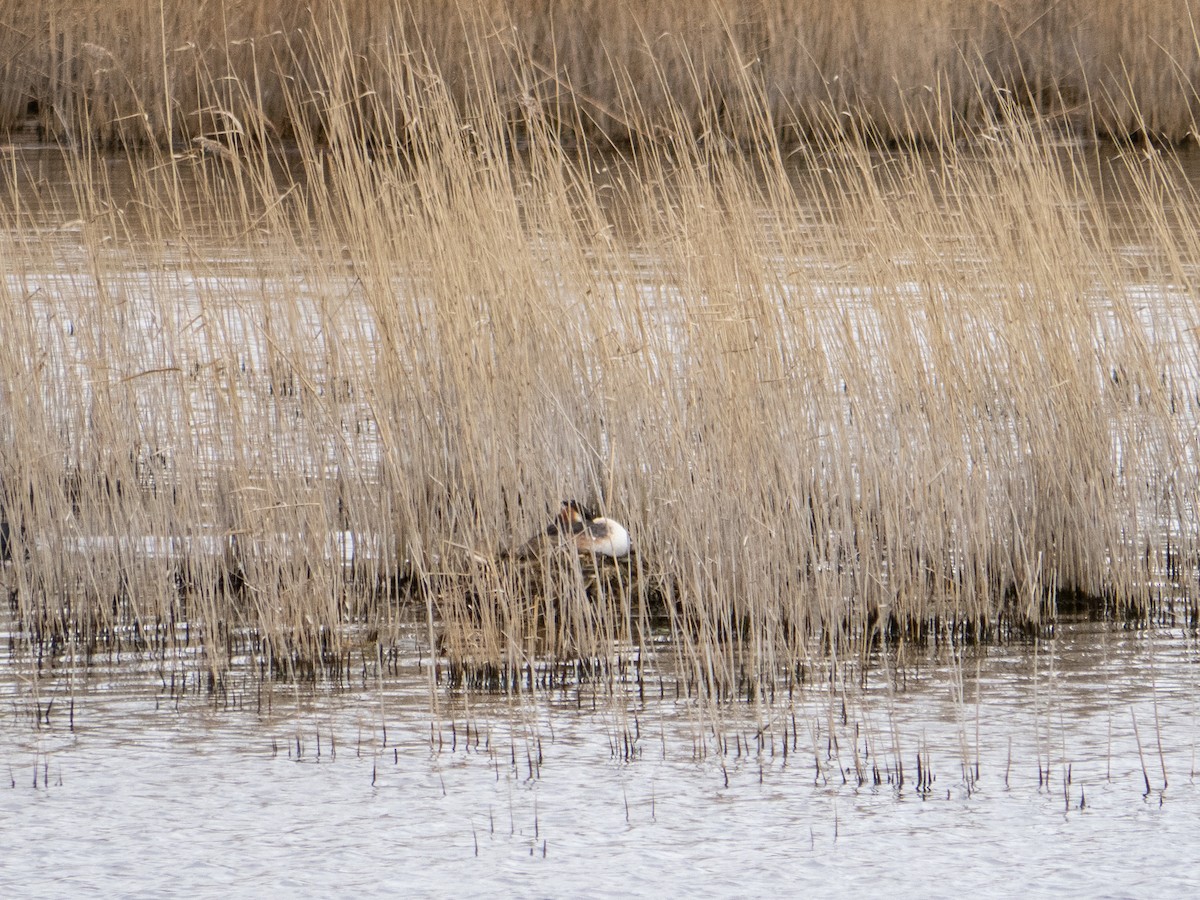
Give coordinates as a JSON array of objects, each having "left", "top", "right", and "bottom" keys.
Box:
[
  {"left": 1, "top": 16, "right": 1200, "bottom": 698},
  {"left": 3, "top": 2, "right": 1200, "bottom": 146}
]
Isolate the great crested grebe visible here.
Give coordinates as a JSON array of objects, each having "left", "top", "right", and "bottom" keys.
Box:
[{"left": 546, "top": 500, "right": 631, "bottom": 559}]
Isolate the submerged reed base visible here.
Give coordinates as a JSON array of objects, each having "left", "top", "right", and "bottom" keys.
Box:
[{"left": 432, "top": 547, "right": 664, "bottom": 688}]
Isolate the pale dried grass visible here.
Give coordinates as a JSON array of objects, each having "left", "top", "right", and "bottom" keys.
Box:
[
  {"left": 1, "top": 27, "right": 1198, "bottom": 696},
  {"left": 2, "top": 2, "right": 1200, "bottom": 145}
]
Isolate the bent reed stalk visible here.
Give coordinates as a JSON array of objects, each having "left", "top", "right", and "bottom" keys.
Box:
[{"left": 0, "top": 13, "right": 1199, "bottom": 696}]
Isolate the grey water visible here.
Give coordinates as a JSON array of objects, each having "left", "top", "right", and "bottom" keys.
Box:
[
  {"left": 5, "top": 142, "right": 1200, "bottom": 898},
  {"left": 3, "top": 615, "right": 1200, "bottom": 898}
]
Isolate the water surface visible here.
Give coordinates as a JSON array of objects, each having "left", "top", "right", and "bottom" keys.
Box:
[
  {"left": 3, "top": 616, "right": 1199, "bottom": 897},
  {"left": 4, "top": 141, "right": 1200, "bottom": 898}
]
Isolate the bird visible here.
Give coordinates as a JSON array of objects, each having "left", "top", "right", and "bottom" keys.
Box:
[{"left": 545, "top": 500, "right": 631, "bottom": 559}]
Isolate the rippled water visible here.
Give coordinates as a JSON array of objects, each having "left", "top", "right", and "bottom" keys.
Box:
[
  {"left": 5, "top": 142, "right": 1200, "bottom": 897},
  {"left": 3, "top": 616, "right": 1199, "bottom": 897}
]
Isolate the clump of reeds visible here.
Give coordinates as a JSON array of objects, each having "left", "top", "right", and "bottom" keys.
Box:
[
  {"left": 4, "top": 2, "right": 1200, "bottom": 147},
  {"left": 1, "top": 6, "right": 1199, "bottom": 698}
]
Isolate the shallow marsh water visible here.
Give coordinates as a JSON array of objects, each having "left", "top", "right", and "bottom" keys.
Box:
[
  {"left": 4, "top": 615, "right": 1200, "bottom": 897},
  {"left": 5, "top": 141, "right": 1200, "bottom": 897}
]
